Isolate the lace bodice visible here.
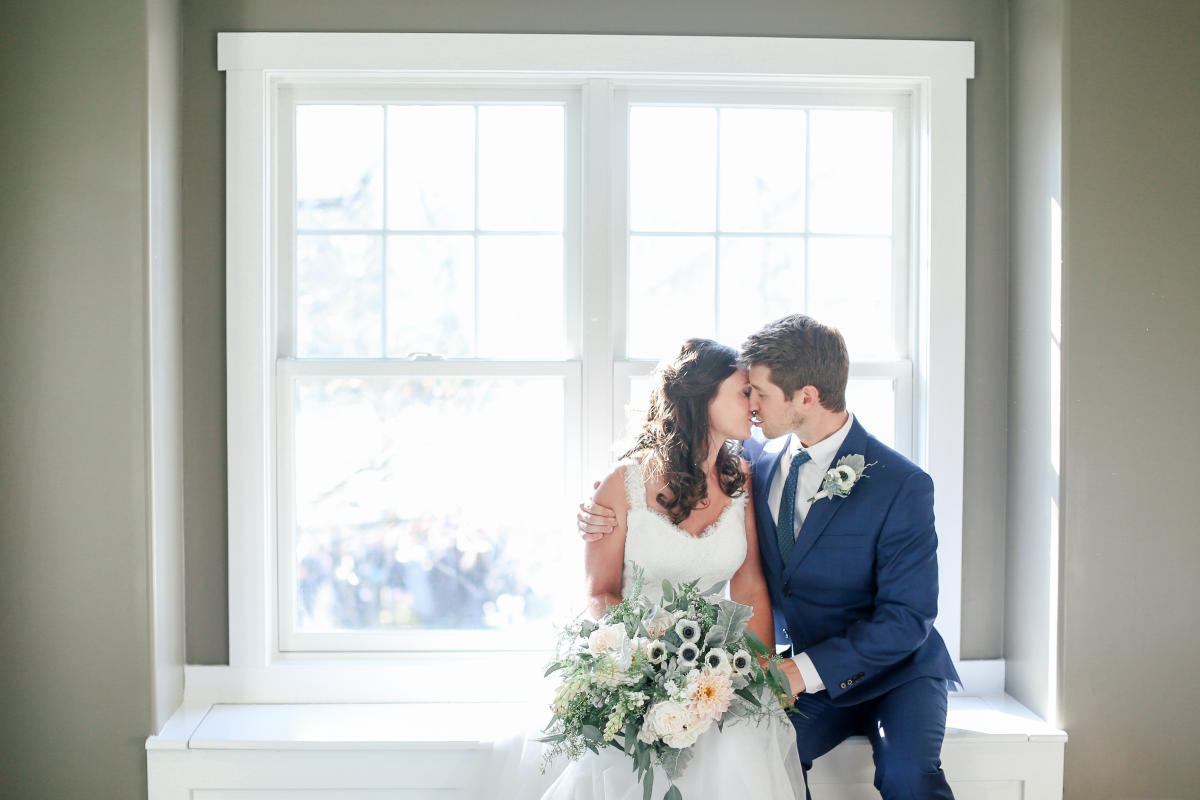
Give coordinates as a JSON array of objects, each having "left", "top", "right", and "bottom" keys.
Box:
[{"left": 620, "top": 458, "right": 748, "bottom": 603}]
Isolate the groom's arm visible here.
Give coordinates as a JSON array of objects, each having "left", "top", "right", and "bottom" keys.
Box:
[{"left": 804, "top": 469, "right": 940, "bottom": 699}]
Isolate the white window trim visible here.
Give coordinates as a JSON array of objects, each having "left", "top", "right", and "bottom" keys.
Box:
[{"left": 217, "top": 32, "right": 973, "bottom": 701}]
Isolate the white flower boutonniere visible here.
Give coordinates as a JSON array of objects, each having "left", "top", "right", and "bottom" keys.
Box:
[{"left": 808, "top": 454, "right": 874, "bottom": 503}]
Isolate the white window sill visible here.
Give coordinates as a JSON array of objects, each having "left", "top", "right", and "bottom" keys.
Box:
[{"left": 147, "top": 693, "right": 1065, "bottom": 753}]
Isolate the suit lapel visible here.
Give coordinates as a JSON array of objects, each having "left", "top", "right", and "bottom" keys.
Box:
[
  {"left": 784, "top": 418, "right": 869, "bottom": 580},
  {"left": 754, "top": 435, "right": 790, "bottom": 569}
]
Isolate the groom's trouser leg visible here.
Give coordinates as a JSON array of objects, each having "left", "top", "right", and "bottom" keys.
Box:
[
  {"left": 861, "top": 677, "right": 954, "bottom": 800},
  {"left": 788, "top": 691, "right": 859, "bottom": 800}
]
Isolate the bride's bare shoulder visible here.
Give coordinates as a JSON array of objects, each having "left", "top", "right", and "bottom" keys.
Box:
[{"left": 593, "top": 462, "right": 632, "bottom": 514}]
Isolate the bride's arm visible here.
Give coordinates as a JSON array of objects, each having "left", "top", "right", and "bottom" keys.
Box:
[
  {"left": 583, "top": 465, "right": 630, "bottom": 620},
  {"left": 729, "top": 462, "right": 774, "bottom": 651},
  {"left": 730, "top": 463, "right": 804, "bottom": 695}
]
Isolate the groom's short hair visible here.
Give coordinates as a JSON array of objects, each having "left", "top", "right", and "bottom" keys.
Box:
[{"left": 741, "top": 314, "right": 849, "bottom": 412}]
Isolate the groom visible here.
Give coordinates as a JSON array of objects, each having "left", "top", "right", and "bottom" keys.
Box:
[{"left": 580, "top": 314, "right": 960, "bottom": 800}]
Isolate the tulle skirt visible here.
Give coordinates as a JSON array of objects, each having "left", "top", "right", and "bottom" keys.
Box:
[{"left": 483, "top": 705, "right": 805, "bottom": 800}]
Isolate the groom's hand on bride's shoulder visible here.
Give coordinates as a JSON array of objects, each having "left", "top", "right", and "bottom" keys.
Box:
[{"left": 578, "top": 482, "right": 616, "bottom": 542}]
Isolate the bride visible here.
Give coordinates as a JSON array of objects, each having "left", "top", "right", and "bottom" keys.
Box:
[{"left": 539, "top": 338, "right": 805, "bottom": 799}]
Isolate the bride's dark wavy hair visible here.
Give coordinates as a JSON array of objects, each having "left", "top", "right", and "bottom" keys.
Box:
[{"left": 622, "top": 338, "right": 747, "bottom": 524}]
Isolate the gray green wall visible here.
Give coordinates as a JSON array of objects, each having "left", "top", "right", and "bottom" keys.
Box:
[
  {"left": 1057, "top": 0, "right": 1200, "bottom": 796},
  {"left": 1008, "top": 0, "right": 1200, "bottom": 796},
  {"left": 0, "top": 0, "right": 181, "bottom": 796},
  {"left": 180, "top": 0, "right": 1012, "bottom": 666}
]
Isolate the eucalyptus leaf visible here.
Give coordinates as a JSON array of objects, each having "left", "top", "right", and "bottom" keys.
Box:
[
  {"left": 661, "top": 580, "right": 675, "bottom": 603},
  {"left": 637, "top": 744, "right": 650, "bottom": 773},
  {"left": 583, "top": 724, "right": 603, "bottom": 743},
  {"left": 660, "top": 746, "right": 694, "bottom": 781},
  {"left": 698, "top": 579, "right": 727, "bottom": 597},
  {"left": 642, "top": 768, "right": 654, "bottom": 800},
  {"left": 839, "top": 453, "right": 866, "bottom": 473},
  {"left": 704, "top": 601, "right": 753, "bottom": 649},
  {"left": 664, "top": 785, "right": 683, "bottom": 800},
  {"left": 735, "top": 686, "right": 762, "bottom": 707},
  {"left": 544, "top": 661, "right": 565, "bottom": 677},
  {"left": 769, "top": 661, "right": 793, "bottom": 697},
  {"left": 742, "top": 629, "right": 767, "bottom": 655}
]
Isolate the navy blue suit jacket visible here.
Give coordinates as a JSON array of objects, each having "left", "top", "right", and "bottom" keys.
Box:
[{"left": 743, "top": 417, "right": 960, "bottom": 706}]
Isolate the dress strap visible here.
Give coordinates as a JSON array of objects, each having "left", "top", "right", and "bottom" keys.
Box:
[{"left": 622, "top": 458, "right": 649, "bottom": 512}]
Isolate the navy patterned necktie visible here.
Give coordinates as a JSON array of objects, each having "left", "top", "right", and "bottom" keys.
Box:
[{"left": 776, "top": 448, "right": 812, "bottom": 563}]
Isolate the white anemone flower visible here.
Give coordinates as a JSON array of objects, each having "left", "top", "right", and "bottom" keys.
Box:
[
  {"left": 675, "top": 619, "right": 702, "bottom": 643},
  {"left": 703, "top": 648, "right": 732, "bottom": 675},
  {"left": 731, "top": 649, "right": 753, "bottom": 675},
  {"left": 832, "top": 464, "right": 857, "bottom": 490}
]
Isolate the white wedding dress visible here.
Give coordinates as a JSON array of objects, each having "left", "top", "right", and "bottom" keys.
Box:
[{"left": 529, "top": 459, "right": 806, "bottom": 800}]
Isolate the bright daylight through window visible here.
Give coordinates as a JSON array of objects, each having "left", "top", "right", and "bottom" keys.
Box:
[{"left": 281, "top": 90, "right": 910, "bottom": 653}]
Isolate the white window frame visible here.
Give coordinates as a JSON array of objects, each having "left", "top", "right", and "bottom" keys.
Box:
[{"left": 213, "top": 33, "right": 972, "bottom": 702}]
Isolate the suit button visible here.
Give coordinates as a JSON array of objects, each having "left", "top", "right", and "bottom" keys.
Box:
[{"left": 840, "top": 682, "right": 847, "bottom": 689}]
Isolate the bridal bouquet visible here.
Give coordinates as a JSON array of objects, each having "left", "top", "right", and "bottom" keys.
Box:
[{"left": 538, "top": 567, "right": 795, "bottom": 800}]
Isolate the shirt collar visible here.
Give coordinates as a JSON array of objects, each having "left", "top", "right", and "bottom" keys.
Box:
[{"left": 789, "top": 412, "right": 855, "bottom": 468}]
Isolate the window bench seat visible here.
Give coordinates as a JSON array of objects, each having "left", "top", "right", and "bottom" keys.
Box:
[{"left": 146, "top": 694, "right": 1065, "bottom": 799}]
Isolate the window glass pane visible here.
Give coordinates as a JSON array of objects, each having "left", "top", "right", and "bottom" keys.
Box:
[
  {"left": 387, "top": 105, "right": 475, "bottom": 230},
  {"left": 477, "top": 235, "right": 565, "bottom": 358},
  {"left": 846, "top": 377, "right": 895, "bottom": 448},
  {"left": 627, "top": 235, "right": 715, "bottom": 359},
  {"left": 808, "top": 109, "right": 893, "bottom": 235},
  {"left": 296, "top": 105, "right": 383, "bottom": 230},
  {"left": 807, "top": 237, "right": 894, "bottom": 359},
  {"left": 622, "top": 375, "right": 654, "bottom": 443},
  {"left": 717, "top": 237, "right": 805, "bottom": 348},
  {"left": 297, "top": 235, "right": 382, "bottom": 358},
  {"left": 477, "top": 105, "right": 564, "bottom": 231},
  {"left": 292, "top": 376, "right": 573, "bottom": 633},
  {"left": 386, "top": 235, "right": 474, "bottom": 357},
  {"left": 629, "top": 107, "right": 717, "bottom": 232},
  {"left": 719, "top": 108, "right": 806, "bottom": 232}
]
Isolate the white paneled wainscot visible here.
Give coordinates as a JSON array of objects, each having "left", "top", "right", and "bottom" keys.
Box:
[{"left": 147, "top": 694, "right": 1064, "bottom": 799}]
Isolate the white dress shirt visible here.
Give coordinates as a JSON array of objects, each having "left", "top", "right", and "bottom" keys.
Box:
[{"left": 768, "top": 412, "right": 855, "bottom": 694}]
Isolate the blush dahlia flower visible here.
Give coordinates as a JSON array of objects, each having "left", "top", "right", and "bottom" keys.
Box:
[{"left": 685, "top": 667, "right": 735, "bottom": 721}]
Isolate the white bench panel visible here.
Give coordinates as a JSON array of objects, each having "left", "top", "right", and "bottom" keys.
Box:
[{"left": 148, "top": 695, "right": 1064, "bottom": 800}]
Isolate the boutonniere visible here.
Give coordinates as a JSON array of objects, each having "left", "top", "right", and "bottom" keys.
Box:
[{"left": 808, "top": 454, "right": 875, "bottom": 502}]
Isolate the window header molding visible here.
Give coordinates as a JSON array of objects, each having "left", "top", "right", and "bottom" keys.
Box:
[{"left": 217, "top": 33, "right": 974, "bottom": 82}]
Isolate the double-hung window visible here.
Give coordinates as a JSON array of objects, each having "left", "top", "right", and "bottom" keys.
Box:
[{"left": 219, "top": 34, "right": 973, "bottom": 688}]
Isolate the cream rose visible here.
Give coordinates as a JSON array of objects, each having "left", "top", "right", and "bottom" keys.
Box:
[
  {"left": 588, "top": 622, "right": 628, "bottom": 655},
  {"left": 661, "top": 714, "right": 710, "bottom": 749},
  {"left": 645, "top": 700, "right": 689, "bottom": 739},
  {"left": 646, "top": 609, "right": 673, "bottom": 638}
]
